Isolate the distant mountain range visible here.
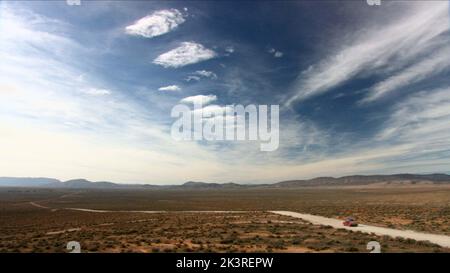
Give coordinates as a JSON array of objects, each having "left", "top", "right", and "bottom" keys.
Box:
[{"left": 0, "top": 174, "right": 449, "bottom": 189}]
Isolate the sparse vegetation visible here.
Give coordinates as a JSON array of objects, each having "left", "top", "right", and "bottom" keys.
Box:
[{"left": 0, "top": 186, "right": 448, "bottom": 253}]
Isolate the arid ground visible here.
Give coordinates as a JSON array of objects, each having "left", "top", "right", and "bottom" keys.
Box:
[{"left": 0, "top": 186, "right": 449, "bottom": 253}]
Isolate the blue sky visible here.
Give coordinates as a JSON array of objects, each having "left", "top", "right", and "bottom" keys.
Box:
[{"left": 0, "top": 1, "right": 449, "bottom": 184}]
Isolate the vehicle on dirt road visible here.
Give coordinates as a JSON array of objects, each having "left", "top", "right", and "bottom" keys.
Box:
[{"left": 343, "top": 217, "right": 358, "bottom": 227}]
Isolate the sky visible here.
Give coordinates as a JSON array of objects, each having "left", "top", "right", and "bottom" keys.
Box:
[{"left": 0, "top": 1, "right": 450, "bottom": 184}]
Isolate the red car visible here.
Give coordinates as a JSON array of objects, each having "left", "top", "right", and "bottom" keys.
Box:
[{"left": 343, "top": 217, "right": 358, "bottom": 227}]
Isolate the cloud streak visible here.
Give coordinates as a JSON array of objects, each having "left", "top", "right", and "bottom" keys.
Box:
[
  {"left": 158, "top": 85, "right": 181, "bottom": 91},
  {"left": 362, "top": 45, "right": 450, "bottom": 103},
  {"left": 82, "top": 88, "right": 112, "bottom": 96}
]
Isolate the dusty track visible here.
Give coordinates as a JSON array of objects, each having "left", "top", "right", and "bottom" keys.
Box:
[
  {"left": 29, "top": 202, "right": 50, "bottom": 209},
  {"left": 270, "top": 210, "right": 450, "bottom": 248}
]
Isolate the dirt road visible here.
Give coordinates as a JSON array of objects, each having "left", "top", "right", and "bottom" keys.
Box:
[
  {"left": 66, "top": 208, "right": 250, "bottom": 214},
  {"left": 270, "top": 210, "right": 450, "bottom": 248},
  {"left": 29, "top": 202, "right": 51, "bottom": 209}
]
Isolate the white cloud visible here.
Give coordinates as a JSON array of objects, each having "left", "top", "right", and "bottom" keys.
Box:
[
  {"left": 82, "top": 88, "right": 111, "bottom": 96},
  {"left": 180, "top": 94, "right": 217, "bottom": 105},
  {"left": 185, "top": 75, "right": 201, "bottom": 82},
  {"left": 268, "top": 48, "right": 283, "bottom": 58},
  {"left": 225, "top": 46, "right": 234, "bottom": 53},
  {"left": 153, "top": 42, "right": 217, "bottom": 68},
  {"left": 185, "top": 70, "right": 217, "bottom": 81},
  {"left": 125, "top": 9, "right": 185, "bottom": 38},
  {"left": 158, "top": 85, "right": 181, "bottom": 91},
  {"left": 286, "top": 2, "right": 449, "bottom": 106},
  {"left": 195, "top": 70, "right": 217, "bottom": 79},
  {"left": 274, "top": 51, "right": 283, "bottom": 58}
]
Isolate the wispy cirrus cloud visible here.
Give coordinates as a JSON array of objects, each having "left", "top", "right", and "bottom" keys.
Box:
[
  {"left": 125, "top": 9, "right": 186, "bottom": 38},
  {"left": 286, "top": 2, "right": 449, "bottom": 106},
  {"left": 377, "top": 87, "right": 450, "bottom": 144},
  {"left": 362, "top": 87, "right": 450, "bottom": 174},
  {"left": 361, "top": 45, "right": 450, "bottom": 103},
  {"left": 153, "top": 42, "right": 217, "bottom": 68}
]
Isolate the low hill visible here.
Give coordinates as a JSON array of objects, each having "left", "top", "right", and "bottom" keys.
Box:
[
  {"left": 0, "top": 174, "right": 449, "bottom": 189},
  {"left": 273, "top": 174, "right": 450, "bottom": 187},
  {"left": 0, "top": 177, "right": 61, "bottom": 187}
]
